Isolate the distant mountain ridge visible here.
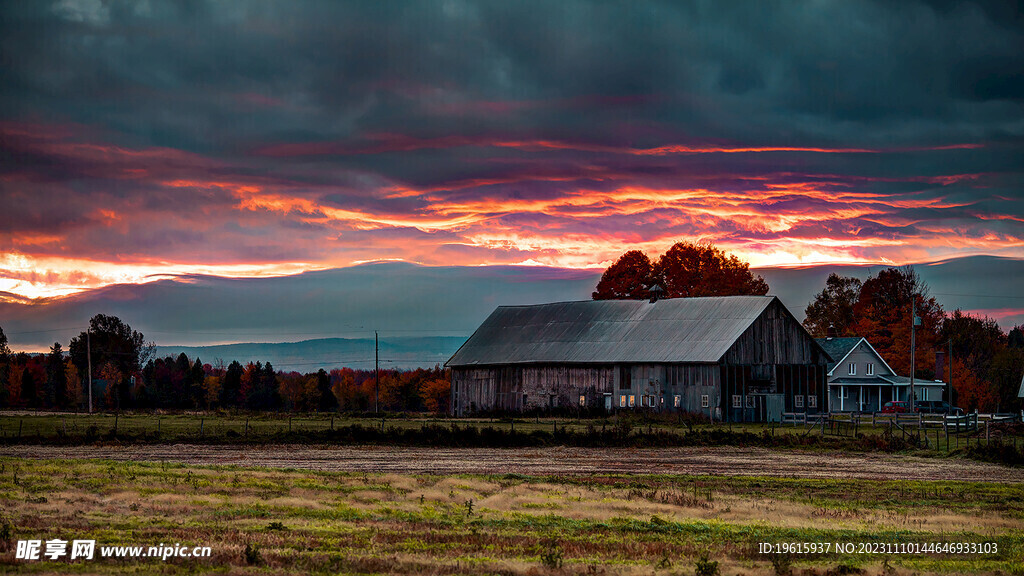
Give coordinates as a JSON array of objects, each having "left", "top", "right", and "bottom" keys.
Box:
[
  {"left": 2, "top": 257, "right": 1022, "bottom": 365},
  {"left": 156, "top": 336, "right": 467, "bottom": 372}
]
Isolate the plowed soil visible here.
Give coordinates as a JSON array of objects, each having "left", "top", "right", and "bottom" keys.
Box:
[{"left": 3, "top": 444, "right": 1022, "bottom": 482}]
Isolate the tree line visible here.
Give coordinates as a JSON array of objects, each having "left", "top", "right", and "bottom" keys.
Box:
[{"left": 0, "top": 315, "right": 450, "bottom": 413}]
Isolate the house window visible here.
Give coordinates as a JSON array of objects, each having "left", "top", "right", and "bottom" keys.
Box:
[
  {"left": 628, "top": 395, "right": 636, "bottom": 408},
  {"left": 674, "top": 395, "right": 681, "bottom": 408},
  {"left": 579, "top": 395, "right": 586, "bottom": 407},
  {"left": 848, "top": 363, "right": 857, "bottom": 375},
  {"left": 619, "top": 395, "right": 626, "bottom": 408},
  {"left": 745, "top": 396, "right": 755, "bottom": 408},
  {"left": 839, "top": 387, "right": 849, "bottom": 399},
  {"left": 732, "top": 395, "right": 742, "bottom": 408},
  {"left": 701, "top": 395, "right": 709, "bottom": 408},
  {"left": 866, "top": 363, "right": 874, "bottom": 376},
  {"left": 795, "top": 395, "right": 804, "bottom": 408},
  {"left": 807, "top": 395, "right": 817, "bottom": 408},
  {"left": 922, "top": 389, "right": 928, "bottom": 400}
]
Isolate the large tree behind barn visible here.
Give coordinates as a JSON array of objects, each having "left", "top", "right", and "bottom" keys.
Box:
[{"left": 593, "top": 242, "right": 769, "bottom": 301}]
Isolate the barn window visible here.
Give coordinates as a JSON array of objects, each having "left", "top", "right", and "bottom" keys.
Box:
[
  {"left": 579, "top": 395, "right": 586, "bottom": 407},
  {"left": 701, "top": 395, "right": 709, "bottom": 408},
  {"left": 795, "top": 395, "right": 804, "bottom": 408},
  {"left": 674, "top": 395, "right": 681, "bottom": 408},
  {"left": 522, "top": 394, "right": 528, "bottom": 407},
  {"left": 807, "top": 395, "right": 817, "bottom": 408},
  {"left": 848, "top": 363, "right": 857, "bottom": 375},
  {"left": 628, "top": 395, "right": 636, "bottom": 407},
  {"left": 866, "top": 363, "right": 874, "bottom": 376},
  {"left": 620, "top": 395, "right": 627, "bottom": 407},
  {"left": 732, "top": 395, "right": 742, "bottom": 408}
]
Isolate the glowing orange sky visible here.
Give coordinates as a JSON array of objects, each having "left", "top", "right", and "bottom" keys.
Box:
[{"left": 2, "top": 120, "right": 1023, "bottom": 301}]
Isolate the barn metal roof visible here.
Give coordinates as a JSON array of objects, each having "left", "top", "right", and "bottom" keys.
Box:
[{"left": 446, "top": 296, "right": 779, "bottom": 367}]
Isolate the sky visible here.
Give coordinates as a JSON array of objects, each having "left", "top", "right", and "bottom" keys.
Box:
[{"left": 1, "top": 0, "right": 1023, "bottom": 302}]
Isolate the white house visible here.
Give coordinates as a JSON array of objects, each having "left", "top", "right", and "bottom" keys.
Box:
[{"left": 816, "top": 337, "right": 947, "bottom": 412}]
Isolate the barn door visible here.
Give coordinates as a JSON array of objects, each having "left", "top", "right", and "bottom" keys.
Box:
[{"left": 765, "top": 394, "right": 784, "bottom": 423}]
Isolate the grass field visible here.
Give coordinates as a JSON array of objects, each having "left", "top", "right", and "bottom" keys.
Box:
[
  {"left": 1, "top": 411, "right": 1016, "bottom": 445},
  {"left": 0, "top": 456, "right": 1021, "bottom": 575},
  {"left": 2, "top": 412, "right": 1021, "bottom": 471}
]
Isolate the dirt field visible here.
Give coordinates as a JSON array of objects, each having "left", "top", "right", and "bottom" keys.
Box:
[{"left": 3, "top": 444, "right": 1022, "bottom": 482}]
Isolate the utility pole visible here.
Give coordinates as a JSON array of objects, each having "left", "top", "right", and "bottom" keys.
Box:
[
  {"left": 87, "top": 328, "right": 93, "bottom": 414},
  {"left": 375, "top": 330, "right": 379, "bottom": 414},
  {"left": 909, "top": 301, "right": 919, "bottom": 410},
  {"left": 947, "top": 338, "right": 952, "bottom": 406}
]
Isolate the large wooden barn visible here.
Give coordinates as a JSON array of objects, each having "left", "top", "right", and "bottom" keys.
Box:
[{"left": 446, "top": 296, "right": 832, "bottom": 422}]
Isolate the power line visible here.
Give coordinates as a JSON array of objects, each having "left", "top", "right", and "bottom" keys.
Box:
[{"left": 929, "top": 293, "right": 1024, "bottom": 300}]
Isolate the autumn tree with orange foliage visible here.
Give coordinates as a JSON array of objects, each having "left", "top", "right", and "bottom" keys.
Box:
[
  {"left": 421, "top": 376, "right": 451, "bottom": 413},
  {"left": 850, "top": 267, "right": 943, "bottom": 379},
  {"left": 593, "top": 242, "right": 768, "bottom": 300},
  {"left": 949, "top": 357, "right": 999, "bottom": 412},
  {"left": 592, "top": 250, "right": 655, "bottom": 300}
]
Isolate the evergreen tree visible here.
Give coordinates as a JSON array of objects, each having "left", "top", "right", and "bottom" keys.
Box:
[
  {"left": 46, "top": 342, "right": 68, "bottom": 408},
  {"left": 316, "top": 369, "right": 337, "bottom": 412},
  {"left": 220, "top": 361, "right": 243, "bottom": 407}
]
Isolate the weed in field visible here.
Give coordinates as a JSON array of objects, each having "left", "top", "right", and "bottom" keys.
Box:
[
  {"left": 266, "top": 521, "right": 288, "bottom": 531},
  {"left": 694, "top": 553, "right": 719, "bottom": 576},
  {"left": 771, "top": 554, "right": 793, "bottom": 576},
  {"left": 540, "top": 539, "right": 563, "bottom": 569},
  {"left": 828, "top": 561, "right": 863, "bottom": 575},
  {"left": 243, "top": 542, "right": 262, "bottom": 565},
  {"left": 0, "top": 517, "right": 11, "bottom": 553}
]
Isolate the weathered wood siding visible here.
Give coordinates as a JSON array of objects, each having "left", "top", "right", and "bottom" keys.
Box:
[
  {"left": 721, "top": 299, "right": 829, "bottom": 366},
  {"left": 451, "top": 365, "right": 614, "bottom": 415}
]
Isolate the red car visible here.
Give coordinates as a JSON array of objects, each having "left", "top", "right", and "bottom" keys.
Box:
[{"left": 881, "top": 400, "right": 911, "bottom": 413}]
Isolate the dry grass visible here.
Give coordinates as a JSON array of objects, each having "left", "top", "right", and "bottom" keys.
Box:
[{"left": 0, "top": 455, "right": 1020, "bottom": 575}]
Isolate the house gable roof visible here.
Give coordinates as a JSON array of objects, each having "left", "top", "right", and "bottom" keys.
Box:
[
  {"left": 815, "top": 336, "right": 897, "bottom": 377},
  {"left": 446, "top": 296, "right": 785, "bottom": 367}
]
